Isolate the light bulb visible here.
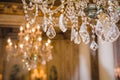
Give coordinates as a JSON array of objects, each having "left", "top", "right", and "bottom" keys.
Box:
[
  {"left": 45, "top": 43, "right": 49, "bottom": 46},
  {"left": 7, "top": 38, "right": 11, "bottom": 43},
  {"left": 38, "top": 37, "right": 42, "bottom": 41},
  {"left": 36, "top": 24, "right": 40, "bottom": 30},
  {"left": 32, "top": 28, "right": 35, "bottom": 33},
  {"left": 24, "top": 35, "right": 29, "bottom": 41},
  {"left": 19, "top": 44, "right": 24, "bottom": 49},
  {"left": 20, "top": 26, "right": 24, "bottom": 31},
  {"left": 9, "top": 42, "right": 13, "bottom": 46},
  {"left": 26, "top": 23, "right": 30, "bottom": 29},
  {"left": 47, "top": 39, "right": 51, "bottom": 44},
  {"left": 14, "top": 45, "right": 17, "bottom": 49}
]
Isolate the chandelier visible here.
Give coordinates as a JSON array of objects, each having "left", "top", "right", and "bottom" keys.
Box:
[
  {"left": 21, "top": 0, "right": 120, "bottom": 51},
  {"left": 6, "top": 23, "right": 53, "bottom": 70}
]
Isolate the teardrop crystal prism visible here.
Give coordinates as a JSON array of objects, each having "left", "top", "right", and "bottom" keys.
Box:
[
  {"left": 59, "top": 14, "right": 67, "bottom": 32},
  {"left": 105, "top": 23, "right": 120, "bottom": 42},
  {"left": 95, "top": 20, "right": 104, "bottom": 38},
  {"left": 79, "top": 23, "right": 90, "bottom": 44},
  {"left": 46, "top": 25, "right": 56, "bottom": 39},
  {"left": 90, "top": 40, "right": 98, "bottom": 51}
]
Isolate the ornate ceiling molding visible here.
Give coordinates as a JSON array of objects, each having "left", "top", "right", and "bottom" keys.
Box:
[{"left": 0, "top": 2, "right": 23, "bottom": 15}]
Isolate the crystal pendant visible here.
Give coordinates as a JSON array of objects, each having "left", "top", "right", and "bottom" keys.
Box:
[
  {"left": 42, "top": 16, "right": 48, "bottom": 32},
  {"left": 105, "top": 23, "right": 120, "bottom": 42},
  {"left": 90, "top": 40, "right": 98, "bottom": 51},
  {"left": 74, "top": 32, "right": 81, "bottom": 44},
  {"left": 109, "top": 12, "right": 119, "bottom": 23},
  {"left": 46, "top": 25, "right": 56, "bottom": 39},
  {"left": 79, "top": 23, "right": 90, "bottom": 44},
  {"left": 59, "top": 14, "right": 67, "bottom": 32},
  {"left": 95, "top": 20, "right": 104, "bottom": 39}
]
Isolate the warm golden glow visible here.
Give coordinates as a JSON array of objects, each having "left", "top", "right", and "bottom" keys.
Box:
[
  {"left": 20, "top": 26, "right": 24, "bottom": 31},
  {"left": 31, "top": 65, "right": 47, "bottom": 80},
  {"left": 19, "top": 43, "right": 24, "bottom": 49},
  {"left": 6, "top": 23, "right": 53, "bottom": 70},
  {"left": 38, "top": 37, "right": 42, "bottom": 42},
  {"left": 32, "top": 28, "right": 35, "bottom": 33},
  {"left": 48, "top": 39, "right": 51, "bottom": 44},
  {"left": 36, "top": 24, "right": 40, "bottom": 30},
  {"left": 24, "top": 35, "right": 29, "bottom": 41},
  {"left": 7, "top": 38, "right": 11, "bottom": 43},
  {"left": 26, "top": 23, "right": 30, "bottom": 29}
]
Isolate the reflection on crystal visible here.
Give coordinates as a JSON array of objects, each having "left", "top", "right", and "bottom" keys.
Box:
[
  {"left": 42, "top": 16, "right": 48, "bottom": 32},
  {"left": 95, "top": 20, "right": 104, "bottom": 38},
  {"left": 105, "top": 23, "right": 120, "bottom": 42},
  {"left": 59, "top": 14, "right": 67, "bottom": 32},
  {"left": 46, "top": 26, "right": 56, "bottom": 39},
  {"left": 21, "top": 0, "right": 120, "bottom": 51},
  {"left": 71, "top": 27, "right": 76, "bottom": 41},
  {"left": 90, "top": 40, "right": 98, "bottom": 51},
  {"left": 79, "top": 23, "right": 90, "bottom": 44},
  {"left": 109, "top": 12, "right": 119, "bottom": 23},
  {"left": 74, "top": 32, "right": 81, "bottom": 44},
  {"left": 97, "top": 13, "right": 111, "bottom": 27}
]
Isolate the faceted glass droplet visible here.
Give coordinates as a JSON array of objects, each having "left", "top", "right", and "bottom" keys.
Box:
[
  {"left": 59, "top": 14, "right": 67, "bottom": 32},
  {"left": 46, "top": 26, "right": 56, "bottom": 39},
  {"left": 79, "top": 23, "right": 90, "bottom": 44},
  {"left": 95, "top": 20, "right": 104, "bottom": 38},
  {"left": 90, "top": 40, "right": 98, "bottom": 51},
  {"left": 105, "top": 23, "right": 120, "bottom": 42}
]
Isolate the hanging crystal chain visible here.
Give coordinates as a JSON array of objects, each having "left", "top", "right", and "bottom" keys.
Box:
[{"left": 22, "top": 0, "right": 120, "bottom": 51}]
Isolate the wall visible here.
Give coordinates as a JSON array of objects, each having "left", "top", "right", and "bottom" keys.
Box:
[
  {"left": 47, "top": 40, "right": 80, "bottom": 80},
  {"left": 0, "top": 39, "right": 4, "bottom": 80}
]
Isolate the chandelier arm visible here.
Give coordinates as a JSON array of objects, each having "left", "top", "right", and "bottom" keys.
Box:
[{"left": 39, "top": 5, "right": 45, "bottom": 15}]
